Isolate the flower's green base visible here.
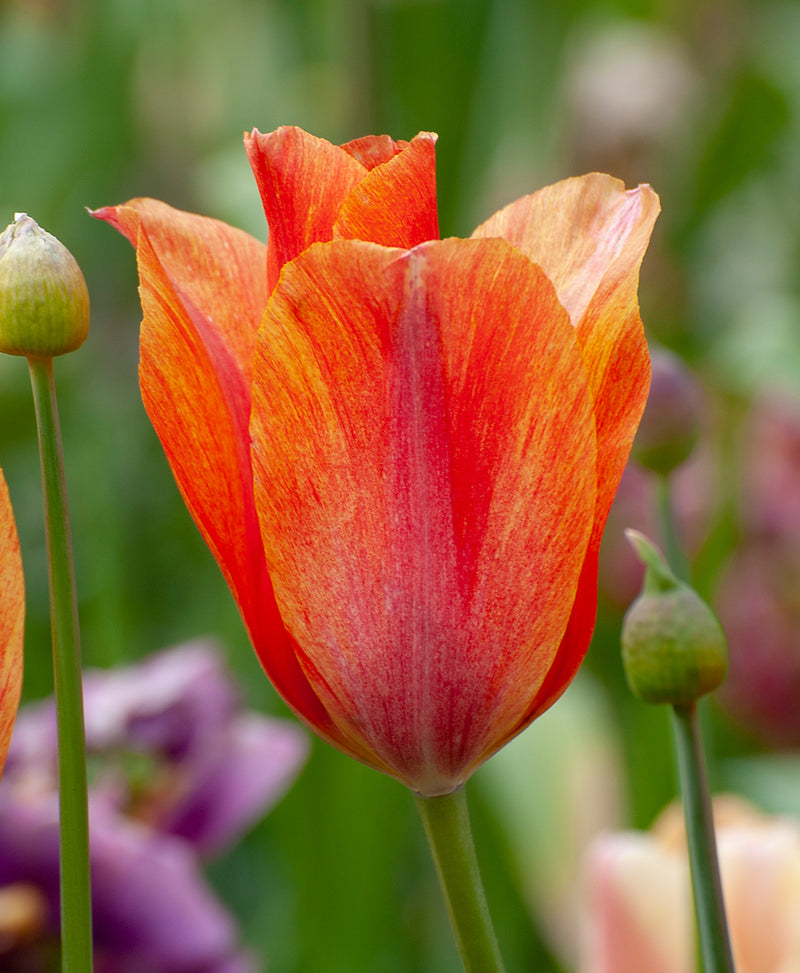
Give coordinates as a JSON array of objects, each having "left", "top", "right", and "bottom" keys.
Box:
[{"left": 415, "top": 787, "right": 506, "bottom": 973}]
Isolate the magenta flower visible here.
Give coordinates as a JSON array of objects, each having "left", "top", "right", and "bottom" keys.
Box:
[{"left": 0, "top": 641, "right": 308, "bottom": 971}]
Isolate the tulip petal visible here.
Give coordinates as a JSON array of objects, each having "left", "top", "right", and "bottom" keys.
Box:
[
  {"left": 340, "top": 134, "right": 410, "bottom": 169},
  {"left": 474, "top": 176, "right": 658, "bottom": 723},
  {"left": 245, "top": 127, "right": 367, "bottom": 291},
  {"left": 333, "top": 132, "right": 439, "bottom": 248},
  {"left": 93, "top": 199, "right": 267, "bottom": 618},
  {"left": 245, "top": 127, "right": 439, "bottom": 290},
  {"left": 251, "top": 237, "right": 597, "bottom": 794},
  {"left": 473, "top": 174, "right": 658, "bottom": 524},
  {"left": 92, "top": 201, "right": 344, "bottom": 747},
  {"left": 0, "top": 472, "right": 22, "bottom": 776}
]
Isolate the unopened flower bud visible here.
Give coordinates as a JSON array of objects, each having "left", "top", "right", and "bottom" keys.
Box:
[
  {"left": 633, "top": 348, "right": 700, "bottom": 475},
  {"left": 0, "top": 214, "right": 89, "bottom": 357},
  {"left": 621, "top": 530, "right": 727, "bottom": 704}
]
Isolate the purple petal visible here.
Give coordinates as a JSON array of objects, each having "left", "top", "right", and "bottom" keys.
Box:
[
  {"left": 0, "top": 788, "right": 253, "bottom": 972},
  {"left": 159, "top": 715, "right": 309, "bottom": 856},
  {"left": 89, "top": 800, "right": 244, "bottom": 972},
  {"left": 82, "top": 640, "right": 239, "bottom": 759}
]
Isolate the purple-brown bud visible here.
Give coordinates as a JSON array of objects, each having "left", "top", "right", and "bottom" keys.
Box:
[{"left": 633, "top": 348, "right": 700, "bottom": 475}]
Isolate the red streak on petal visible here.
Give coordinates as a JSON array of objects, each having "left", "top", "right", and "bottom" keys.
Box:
[
  {"left": 0, "top": 473, "right": 23, "bottom": 776},
  {"left": 252, "top": 237, "right": 597, "bottom": 793}
]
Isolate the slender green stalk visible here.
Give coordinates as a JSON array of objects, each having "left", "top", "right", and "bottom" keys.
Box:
[
  {"left": 655, "top": 471, "right": 734, "bottom": 970},
  {"left": 28, "top": 356, "right": 93, "bottom": 972},
  {"left": 655, "top": 473, "right": 689, "bottom": 580},
  {"left": 415, "top": 787, "right": 506, "bottom": 973},
  {"left": 671, "top": 703, "right": 735, "bottom": 973}
]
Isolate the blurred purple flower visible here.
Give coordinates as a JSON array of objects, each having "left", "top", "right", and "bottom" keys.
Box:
[
  {"left": 599, "top": 452, "right": 715, "bottom": 609},
  {"left": 738, "top": 395, "right": 800, "bottom": 545},
  {"left": 0, "top": 640, "right": 308, "bottom": 971},
  {"left": 715, "top": 395, "right": 800, "bottom": 746},
  {"left": 716, "top": 544, "right": 800, "bottom": 747},
  {"left": 598, "top": 350, "right": 714, "bottom": 608}
]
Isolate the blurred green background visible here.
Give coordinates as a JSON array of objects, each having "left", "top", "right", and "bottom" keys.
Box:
[{"left": 3, "top": 0, "right": 800, "bottom": 969}]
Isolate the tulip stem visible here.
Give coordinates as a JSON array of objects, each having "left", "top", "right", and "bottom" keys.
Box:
[
  {"left": 415, "top": 787, "right": 506, "bottom": 973},
  {"left": 671, "top": 702, "right": 735, "bottom": 973},
  {"left": 655, "top": 473, "right": 689, "bottom": 580},
  {"left": 28, "top": 356, "right": 93, "bottom": 973}
]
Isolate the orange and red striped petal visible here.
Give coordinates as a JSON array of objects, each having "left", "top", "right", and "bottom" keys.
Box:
[
  {"left": 340, "top": 133, "right": 411, "bottom": 169},
  {"left": 333, "top": 132, "right": 439, "bottom": 248},
  {"left": 245, "top": 127, "right": 439, "bottom": 290},
  {"left": 245, "top": 127, "right": 367, "bottom": 291},
  {"left": 250, "top": 237, "right": 597, "bottom": 794},
  {"left": 93, "top": 199, "right": 267, "bottom": 383},
  {"left": 0, "top": 472, "right": 23, "bottom": 775},
  {"left": 474, "top": 177, "right": 658, "bottom": 720},
  {"left": 93, "top": 200, "right": 343, "bottom": 744},
  {"left": 473, "top": 174, "right": 658, "bottom": 530}
]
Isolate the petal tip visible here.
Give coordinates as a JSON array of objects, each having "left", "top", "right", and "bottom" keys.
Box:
[{"left": 88, "top": 204, "right": 119, "bottom": 224}]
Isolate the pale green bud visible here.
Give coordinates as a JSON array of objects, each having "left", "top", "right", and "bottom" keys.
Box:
[
  {"left": 0, "top": 213, "right": 89, "bottom": 357},
  {"left": 621, "top": 530, "right": 727, "bottom": 705}
]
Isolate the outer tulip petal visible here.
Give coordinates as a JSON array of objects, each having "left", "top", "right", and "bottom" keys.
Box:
[
  {"left": 92, "top": 201, "right": 343, "bottom": 747},
  {"left": 473, "top": 174, "right": 658, "bottom": 522},
  {"left": 251, "top": 237, "right": 597, "bottom": 795},
  {"left": 474, "top": 175, "right": 659, "bottom": 723},
  {"left": 333, "top": 132, "right": 439, "bottom": 248},
  {"left": 0, "top": 472, "right": 23, "bottom": 776},
  {"left": 244, "top": 127, "right": 439, "bottom": 290}
]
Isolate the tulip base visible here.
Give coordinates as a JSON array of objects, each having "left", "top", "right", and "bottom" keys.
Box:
[{"left": 415, "top": 787, "right": 505, "bottom": 973}]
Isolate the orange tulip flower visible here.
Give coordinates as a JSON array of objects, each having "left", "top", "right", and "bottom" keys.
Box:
[
  {"left": 95, "top": 127, "right": 658, "bottom": 796},
  {"left": 0, "top": 471, "right": 23, "bottom": 774}
]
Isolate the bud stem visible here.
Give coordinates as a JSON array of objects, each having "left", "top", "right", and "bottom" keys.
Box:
[
  {"left": 415, "top": 787, "right": 506, "bottom": 973},
  {"left": 655, "top": 473, "right": 689, "bottom": 580},
  {"left": 671, "top": 702, "right": 735, "bottom": 973},
  {"left": 28, "top": 356, "right": 93, "bottom": 972}
]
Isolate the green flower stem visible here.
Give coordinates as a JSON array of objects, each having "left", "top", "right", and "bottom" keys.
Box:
[
  {"left": 28, "top": 356, "right": 93, "bottom": 972},
  {"left": 655, "top": 473, "right": 689, "bottom": 580},
  {"left": 415, "top": 787, "right": 506, "bottom": 973},
  {"left": 671, "top": 702, "right": 735, "bottom": 973}
]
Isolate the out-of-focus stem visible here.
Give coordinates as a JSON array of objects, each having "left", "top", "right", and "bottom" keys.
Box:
[
  {"left": 655, "top": 472, "right": 689, "bottom": 580},
  {"left": 671, "top": 702, "right": 735, "bottom": 973}
]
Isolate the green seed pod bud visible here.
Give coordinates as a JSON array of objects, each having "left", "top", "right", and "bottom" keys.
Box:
[
  {"left": 621, "top": 530, "right": 727, "bottom": 705},
  {"left": 633, "top": 348, "right": 700, "bottom": 475},
  {"left": 0, "top": 213, "right": 90, "bottom": 357}
]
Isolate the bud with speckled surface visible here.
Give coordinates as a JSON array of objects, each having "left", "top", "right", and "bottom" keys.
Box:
[
  {"left": 0, "top": 214, "right": 89, "bottom": 357},
  {"left": 622, "top": 530, "right": 727, "bottom": 704}
]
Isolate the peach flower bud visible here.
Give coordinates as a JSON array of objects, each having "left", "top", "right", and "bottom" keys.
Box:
[{"left": 582, "top": 797, "right": 800, "bottom": 973}]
